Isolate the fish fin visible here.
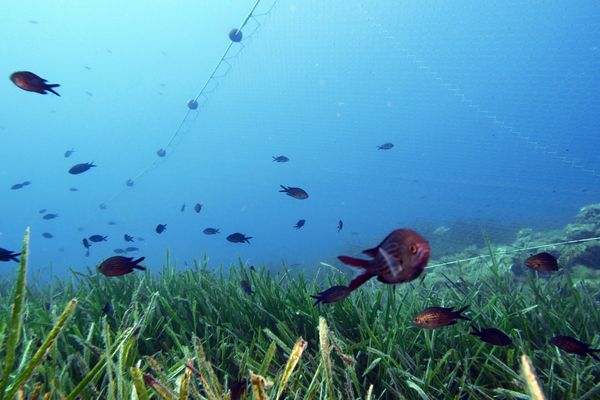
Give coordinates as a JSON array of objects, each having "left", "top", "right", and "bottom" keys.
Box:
[
  {"left": 348, "top": 272, "right": 375, "bottom": 291},
  {"left": 245, "top": 237, "right": 252, "bottom": 244},
  {"left": 455, "top": 305, "right": 471, "bottom": 321},
  {"left": 132, "top": 257, "right": 146, "bottom": 270},
  {"left": 279, "top": 185, "right": 288, "bottom": 192},
  {"left": 10, "top": 252, "right": 21, "bottom": 262},
  {"left": 470, "top": 325, "right": 480, "bottom": 336},
  {"left": 362, "top": 246, "right": 379, "bottom": 257},
  {"left": 589, "top": 351, "right": 600, "bottom": 361},
  {"left": 338, "top": 255, "right": 370, "bottom": 269},
  {"left": 46, "top": 84, "right": 60, "bottom": 96}
]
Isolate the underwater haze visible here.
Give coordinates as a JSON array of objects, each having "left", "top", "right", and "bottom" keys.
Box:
[{"left": 1, "top": 1, "right": 600, "bottom": 277}]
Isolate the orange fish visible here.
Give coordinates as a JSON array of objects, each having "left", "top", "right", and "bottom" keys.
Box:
[
  {"left": 10, "top": 71, "right": 60, "bottom": 96},
  {"left": 525, "top": 252, "right": 558, "bottom": 272},
  {"left": 99, "top": 256, "right": 146, "bottom": 277},
  {"left": 413, "top": 306, "right": 470, "bottom": 329},
  {"left": 339, "top": 228, "right": 430, "bottom": 290}
]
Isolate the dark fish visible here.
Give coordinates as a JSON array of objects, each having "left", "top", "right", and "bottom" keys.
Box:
[
  {"left": 125, "top": 179, "right": 134, "bottom": 187},
  {"left": 240, "top": 280, "right": 253, "bottom": 295},
  {"left": 102, "top": 302, "right": 112, "bottom": 315},
  {"left": 137, "top": 237, "right": 145, "bottom": 241},
  {"left": 377, "top": 142, "right": 394, "bottom": 150},
  {"left": 113, "top": 248, "right": 126, "bottom": 254},
  {"left": 337, "top": 229, "right": 430, "bottom": 292},
  {"left": 279, "top": 185, "right": 308, "bottom": 200},
  {"left": 82, "top": 238, "right": 91, "bottom": 249},
  {"left": 107, "top": 221, "right": 116, "bottom": 225},
  {"left": 124, "top": 234, "right": 135, "bottom": 242},
  {"left": 187, "top": 99, "right": 198, "bottom": 110},
  {"left": 69, "top": 162, "right": 96, "bottom": 175},
  {"left": 180, "top": 203, "right": 186, "bottom": 212},
  {"left": 156, "top": 148, "right": 166, "bottom": 157},
  {"left": 229, "top": 28, "right": 243, "bottom": 42},
  {"left": 337, "top": 220, "right": 343, "bottom": 232},
  {"left": 194, "top": 203, "right": 203, "bottom": 213},
  {"left": 311, "top": 286, "right": 352, "bottom": 305},
  {"left": 294, "top": 219, "right": 306, "bottom": 229},
  {"left": 203, "top": 228, "right": 220, "bottom": 235},
  {"left": 10, "top": 71, "right": 60, "bottom": 96},
  {"left": 125, "top": 247, "right": 139, "bottom": 252},
  {"left": 413, "top": 306, "right": 471, "bottom": 329},
  {"left": 230, "top": 379, "right": 247, "bottom": 400},
  {"left": 89, "top": 235, "right": 107, "bottom": 242},
  {"left": 43, "top": 213, "right": 58, "bottom": 220},
  {"left": 525, "top": 252, "right": 559, "bottom": 272},
  {"left": 69, "top": 187, "right": 78, "bottom": 192},
  {"left": 99, "top": 256, "right": 146, "bottom": 277},
  {"left": 42, "top": 232, "right": 54, "bottom": 239},
  {"left": 21, "top": 181, "right": 31, "bottom": 186},
  {"left": 227, "top": 233, "right": 252, "bottom": 244},
  {"left": 0, "top": 248, "right": 20, "bottom": 262},
  {"left": 64, "top": 148, "right": 75, "bottom": 158},
  {"left": 471, "top": 326, "right": 512, "bottom": 346},
  {"left": 272, "top": 155, "right": 289, "bottom": 162},
  {"left": 39, "top": 209, "right": 47, "bottom": 214},
  {"left": 10, "top": 183, "right": 23, "bottom": 190},
  {"left": 551, "top": 336, "right": 599, "bottom": 361},
  {"left": 156, "top": 224, "right": 167, "bottom": 234}
]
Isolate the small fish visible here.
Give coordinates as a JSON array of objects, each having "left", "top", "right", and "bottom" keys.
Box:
[
  {"left": 203, "top": 228, "right": 220, "bottom": 235},
  {"left": 69, "top": 187, "right": 78, "bottom": 192},
  {"left": 99, "top": 256, "right": 146, "bottom": 277},
  {"left": 124, "top": 234, "right": 135, "bottom": 242},
  {"left": 377, "top": 142, "right": 394, "bottom": 150},
  {"left": 240, "top": 280, "right": 253, "bottom": 295},
  {"left": 187, "top": 99, "right": 198, "bottom": 110},
  {"left": 21, "top": 181, "right": 31, "bottom": 186},
  {"left": 107, "top": 221, "right": 116, "bottom": 225},
  {"left": 125, "top": 247, "right": 139, "bottom": 252},
  {"left": 279, "top": 185, "right": 309, "bottom": 200},
  {"left": 180, "top": 203, "right": 186, "bottom": 212},
  {"left": 42, "top": 232, "right": 54, "bottom": 239},
  {"left": 525, "top": 252, "right": 559, "bottom": 272},
  {"left": 227, "top": 232, "right": 252, "bottom": 244},
  {"left": 0, "top": 248, "right": 20, "bottom": 262},
  {"left": 194, "top": 203, "right": 203, "bottom": 213},
  {"left": 43, "top": 213, "right": 59, "bottom": 220},
  {"left": 156, "top": 224, "right": 167, "bottom": 234},
  {"left": 125, "top": 179, "right": 134, "bottom": 187},
  {"left": 551, "top": 336, "right": 599, "bottom": 361},
  {"left": 10, "top": 71, "right": 60, "bottom": 96},
  {"left": 294, "top": 219, "right": 306, "bottom": 229},
  {"left": 102, "top": 302, "right": 113, "bottom": 314},
  {"left": 311, "top": 286, "right": 352, "bottom": 305},
  {"left": 337, "top": 220, "right": 343, "bottom": 232},
  {"left": 82, "top": 238, "right": 91, "bottom": 249},
  {"left": 156, "top": 148, "right": 166, "bottom": 157},
  {"left": 69, "top": 162, "right": 96, "bottom": 175},
  {"left": 272, "top": 155, "right": 289, "bottom": 162},
  {"left": 39, "top": 209, "right": 47, "bottom": 214},
  {"left": 113, "top": 248, "right": 126, "bottom": 254},
  {"left": 10, "top": 183, "right": 23, "bottom": 190},
  {"left": 471, "top": 326, "right": 512, "bottom": 346},
  {"left": 337, "top": 229, "right": 430, "bottom": 292},
  {"left": 64, "top": 148, "right": 75, "bottom": 158},
  {"left": 230, "top": 379, "right": 247, "bottom": 400},
  {"left": 413, "top": 306, "right": 471, "bottom": 329},
  {"left": 98, "top": 203, "right": 107, "bottom": 210},
  {"left": 137, "top": 237, "right": 145, "bottom": 241},
  {"left": 89, "top": 234, "right": 107, "bottom": 242}
]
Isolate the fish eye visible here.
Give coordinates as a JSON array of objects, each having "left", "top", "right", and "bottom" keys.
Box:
[{"left": 409, "top": 245, "right": 417, "bottom": 254}]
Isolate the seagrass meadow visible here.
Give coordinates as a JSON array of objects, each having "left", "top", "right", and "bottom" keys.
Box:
[{"left": 1, "top": 229, "right": 599, "bottom": 400}]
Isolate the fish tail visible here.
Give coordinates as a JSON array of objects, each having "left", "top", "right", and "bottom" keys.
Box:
[
  {"left": 10, "top": 252, "right": 21, "bottom": 262},
  {"left": 245, "top": 237, "right": 252, "bottom": 244},
  {"left": 279, "top": 185, "right": 288, "bottom": 192},
  {"left": 470, "top": 325, "right": 480, "bottom": 336},
  {"left": 347, "top": 272, "right": 375, "bottom": 291},
  {"left": 132, "top": 257, "right": 146, "bottom": 270},
  {"left": 588, "top": 350, "right": 600, "bottom": 361},
  {"left": 455, "top": 305, "right": 471, "bottom": 321},
  {"left": 338, "top": 255, "right": 370, "bottom": 269},
  {"left": 47, "top": 84, "right": 60, "bottom": 96}
]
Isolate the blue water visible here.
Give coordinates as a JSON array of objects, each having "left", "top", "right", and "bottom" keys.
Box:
[{"left": 1, "top": 1, "right": 599, "bottom": 277}]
